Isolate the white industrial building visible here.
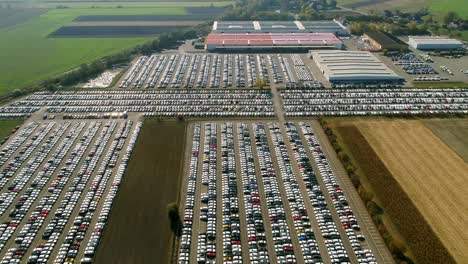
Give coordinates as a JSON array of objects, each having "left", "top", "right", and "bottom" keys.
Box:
[
  {"left": 408, "top": 36, "right": 464, "bottom": 50},
  {"left": 212, "top": 20, "right": 349, "bottom": 36},
  {"left": 310, "top": 50, "right": 404, "bottom": 83}
]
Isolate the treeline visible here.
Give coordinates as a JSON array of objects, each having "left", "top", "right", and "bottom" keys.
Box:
[
  {"left": 319, "top": 118, "right": 456, "bottom": 264},
  {"left": 347, "top": 13, "right": 429, "bottom": 35},
  {"left": 220, "top": 0, "right": 284, "bottom": 20}
]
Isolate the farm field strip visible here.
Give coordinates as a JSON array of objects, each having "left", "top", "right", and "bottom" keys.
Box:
[
  {"left": 178, "top": 121, "right": 392, "bottom": 264},
  {"left": 50, "top": 25, "right": 191, "bottom": 37},
  {"left": 68, "top": 21, "right": 203, "bottom": 26},
  {"left": 423, "top": 119, "right": 468, "bottom": 162},
  {"left": 0, "top": 119, "right": 142, "bottom": 263},
  {"left": 355, "top": 120, "right": 468, "bottom": 263}
]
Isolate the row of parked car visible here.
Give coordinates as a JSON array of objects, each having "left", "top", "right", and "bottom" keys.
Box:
[
  {"left": 330, "top": 82, "right": 403, "bottom": 89},
  {"left": 413, "top": 75, "right": 449, "bottom": 82},
  {"left": 178, "top": 124, "right": 201, "bottom": 264},
  {"left": 80, "top": 121, "right": 141, "bottom": 264},
  {"left": 2, "top": 90, "right": 275, "bottom": 117},
  {"left": 236, "top": 123, "right": 269, "bottom": 263},
  {"left": 252, "top": 123, "right": 296, "bottom": 263},
  {"left": 178, "top": 122, "right": 385, "bottom": 263},
  {"left": 197, "top": 123, "right": 218, "bottom": 262},
  {"left": 298, "top": 123, "right": 376, "bottom": 263},
  {"left": 0, "top": 120, "right": 141, "bottom": 263},
  {"left": 281, "top": 89, "right": 468, "bottom": 116},
  {"left": 0, "top": 122, "right": 91, "bottom": 263},
  {"left": 220, "top": 123, "right": 242, "bottom": 263},
  {"left": 391, "top": 52, "right": 437, "bottom": 75},
  {"left": 278, "top": 55, "right": 294, "bottom": 84},
  {"left": 290, "top": 55, "right": 314, "bottom": 82},
  {"left": 120, "top": 53, "right": 305, "bottom": 90},
  {"left": 268, "top": 123, "right": 323, "bottom": 263},
  {"left": 209, "top": 56, "right": 222, "bottom": 88},
  {"left": 52, "top": 121, "right": 133, "bottom": 264}
]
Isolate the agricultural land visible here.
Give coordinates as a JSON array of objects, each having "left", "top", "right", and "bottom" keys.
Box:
[
  {"left": 337, "top": 0, "right": 468, "bottom": 19},
  {"left": 0, "top": 120, "right": 23, "bottom": 142},
  {"left": 0, "top": 3, "right": 228, "bottom": 95},
  {"left": 93, "top": 120, "right": 187, "bottom": 264},
  {"left": 327, "top": 118, "right": 468, "bottom": 264}
]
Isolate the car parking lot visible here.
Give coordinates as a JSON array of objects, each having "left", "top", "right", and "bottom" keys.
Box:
[
  {"left": 178, "top": 121, "right": 393, "bottom": 264},
  {"left": 281, "top": 88, "right": 468, "bottom": 117},
  {"left": 0, "top": 90, "right": 275, "bottom": 118},
  {"left": 0, "top": 118, "right": 143, "bottom": 263},
  {"left": 118, "top": 53, "right": 322, "bottom": 89}
]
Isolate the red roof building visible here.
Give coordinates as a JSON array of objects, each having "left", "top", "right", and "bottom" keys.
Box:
[{"left": 205, "top": 33, "right": 343, "bottom": 51}]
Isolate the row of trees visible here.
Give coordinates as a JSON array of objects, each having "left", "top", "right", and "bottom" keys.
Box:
[{"left": 319, "top": 119, "right": 414, "bottom": 264}]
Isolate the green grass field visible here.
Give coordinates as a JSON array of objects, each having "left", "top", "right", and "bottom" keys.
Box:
[
  {"left": 337, "top": 0, "right": 468, "bottom": 19},
  {"left": 33, "top": 1, "right": 234, "bottom": 8},
  {"left": 0, "top": 7, "right": 195, "bottom": 95},
  {"left": 429, "top": 0, "right": 468, "bottom": 19},
  {"left": 0, "top": 120, "right": 23, "bottom": 142}
]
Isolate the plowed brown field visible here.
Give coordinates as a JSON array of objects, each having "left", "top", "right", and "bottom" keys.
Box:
[{"left": 353, "top": 120, "right": 468, "bottom": 263}]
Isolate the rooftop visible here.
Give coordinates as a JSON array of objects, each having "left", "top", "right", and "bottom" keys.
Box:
[
  {"left": 212, "top": 20, "right": 348, "bottom": 34},
  {"left": 408, "top": 36, "right": 463, "bottom": 45},
  {"left": 311, "top": 51, "right": 403, "bottom": 81},
  {"left": 206, "top": 33, "right": 343, "bottom": 46}
]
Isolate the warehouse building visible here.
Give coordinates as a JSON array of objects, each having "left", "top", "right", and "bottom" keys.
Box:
[
  {"left": 205, "top": 33, "right": 343, "bottom": 51},
  {"left": 408, "top": 36, "right": 464, "bottom": 50},
  {"left": 212, "top": 20, "right": 348, "bottom": 35},
  {"left": 310, "top": 50, "right": 404, "bottom": 83},
  {"left": 363, "top": 30, "right": 407, "bottom": 51}
]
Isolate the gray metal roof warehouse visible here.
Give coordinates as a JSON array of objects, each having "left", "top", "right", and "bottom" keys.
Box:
[
  {"left": 310, "top": 50, "right": 403, "bottom": 82},
  {"left": 212, "top": 20, "right": 348, "bottom": 35}
]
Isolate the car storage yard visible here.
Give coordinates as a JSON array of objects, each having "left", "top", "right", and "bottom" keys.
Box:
[
  {"left": 178, "top": 121, "right": 393, "bottom": 264},
  {"left": 118, "top": 53, "right": 322, "bottom": 89},
  {"left": 0, "top": 116, "right": 143, "bottom": 263}
]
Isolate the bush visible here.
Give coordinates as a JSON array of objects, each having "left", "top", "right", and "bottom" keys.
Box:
[
  {"left": 167, "top": 202, "right": 182, "bottom": 237},
  {"left": 367, "top": 200, "right": 384, "bottom": 216}
]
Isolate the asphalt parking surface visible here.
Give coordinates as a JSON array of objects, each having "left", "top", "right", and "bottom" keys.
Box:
[
  {"left": 0, "top": 113, "right": 143, "bottom": 264},
  {"left": 178, "top": 121, "right": 394, "bottom": 264}
]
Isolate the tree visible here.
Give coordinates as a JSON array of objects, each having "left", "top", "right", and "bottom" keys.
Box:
[
  {"left": 406, "top": 21, "right": 418, "bottom": 33},
  {"left": 443, "top": 11, "right": 458, "bottom": 25},
  {"left": 167, "top": 202, "right": 182, "bottom": 237},
  {"left": 254, "top": 78, "right": 267, "bottom": 89}
]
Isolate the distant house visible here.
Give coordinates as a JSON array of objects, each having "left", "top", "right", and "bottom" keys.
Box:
[{"left": 363, "top": 30, "right": 407, "bottom": 51}]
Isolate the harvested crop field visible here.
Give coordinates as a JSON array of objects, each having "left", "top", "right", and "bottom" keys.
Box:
[
  {"left": 94, "top": 120, "right": 187, "bottom": 264},
  {"left": 329, "top": 119, "right": 467, "bottom": 264},
  {"left": 424, "top": 118, "right": 468, "bottom": 162},
  {"left": 50, "top": 25, "right": 189, "bottom": 37},
  {"left": 74, "top": 14, "right": 219, "bottom": 21},
  {"left": 68, "top": 21, "right": 200, "bottom": 26}
]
